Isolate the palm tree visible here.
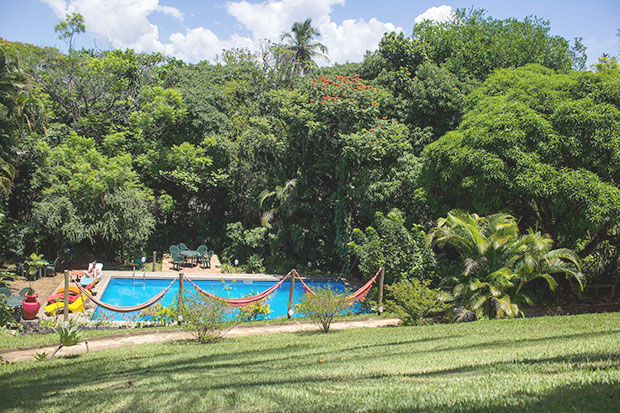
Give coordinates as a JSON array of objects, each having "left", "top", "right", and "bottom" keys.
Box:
[
  {"left": 258, "top": 178, "right": 296, "bottom": 228},
  {"left": 427, "top": 210, "right": 584, "bottom": 319},
  {"left": 280, "top": 18, "right": 328, "bottom": 75}
]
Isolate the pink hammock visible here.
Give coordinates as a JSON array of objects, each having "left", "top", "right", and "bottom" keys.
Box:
[
  {"left": 73, "top": 277, "right": 177, "bottom": 313},
  {"left": 185, "top": 272, "right": 291, "bottom": 307},
  {"left": 295, "top": 268, "right": 382, "bottom": 302}
]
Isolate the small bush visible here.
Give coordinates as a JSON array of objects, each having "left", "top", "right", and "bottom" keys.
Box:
[
  {"left": 385, "top": 279, "right": 449, "bottom": 325},
  {"left": 295, "top": 287, "right": 351, "bottom": 333},
  {"left": 180, "top": 291, "right": 239, "bottom": 343},
  {"left": 50, "top": 325, "right": 82, "bottom": 360},
  {"left": 139, "top": 301, "right": 178, "bottom": 325},
  {"left": 237, "top": 295, "right": 271, "bottom": 322},
  {"left": 0, "top": 298, "right": 20, "bottom": 329},
  {"left": 246, "top": 254, "right": 265, "bottom": 273}
]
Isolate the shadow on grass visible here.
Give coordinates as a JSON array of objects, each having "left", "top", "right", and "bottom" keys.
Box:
[{"left": 2, "top": 328, "right": 620, "bottom": 411}]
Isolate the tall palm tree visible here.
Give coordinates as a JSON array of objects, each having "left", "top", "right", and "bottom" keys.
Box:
[{"left": 280, "top": 18, "right": 328, "bottom": 75}]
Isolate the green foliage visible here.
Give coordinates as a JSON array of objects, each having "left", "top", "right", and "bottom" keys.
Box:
[
  {"left": 237, "top": 295, "right": 271, "bottom": 322},
  {"left": 179, "top": 291, "right": 239, "bottom": 343},
  {"left": 385, "top": 279, "right": 449, "bottom": 325},
  {"left": 54, "top": 13, "right": 85, "bottom": 51},
  {"left": 428, "top": 210, "right": 584, "bottom": 319},
  {"left": 31, "top": 133, "right": 154, "bottom": 259},
  {"left": 280, "top": 18, "right": 328, "bottom": 75},
  {"left": 0, "top": 298, "right": 19, "bottom": 329},
  {"left": 222, "top": 222, "right": 267, "bottom": 265},
  {"left": 246, "top": 254, "right": 265, "bottom": 274},
  {"left": 422, "top": 64, "right": 620, "bottom": 261},
  {"left": 295, "top": 287, "right": 351, "bottom": 333},
  {"left": 25, "top": 252, "right": 45, "bottom": 279},
  {"left": 33, "top": 352, "right": 48, "bottom": 362},
  {"left": 139, "top": 301, "right": 178, "bottom": 325},
  {"left": 57, "top": 325, "right": 82, "bottom": 346},
  {"left": 348, "top": 209, "right": 436, "bottom": 284},
  {"left": 50, "top": 325, "right": 82, "bottom": 360}
]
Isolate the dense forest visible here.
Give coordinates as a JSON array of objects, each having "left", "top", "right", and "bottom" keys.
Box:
[{"left": 1, "top": 8, "right": 619, "bottom": 299}]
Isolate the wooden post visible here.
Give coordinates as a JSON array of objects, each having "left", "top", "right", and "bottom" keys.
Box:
[
  {"left": 178, "top": 273, "right": 184, "bottom": 312},
  {"left": 287, "top": 270, "right": 296, "bottom": 319},
  {"left": 152, "top": 251, "right": 157, "bottom": 272},
  {"left": 377, "top": 267, "right": 385, "bottom": 315},
  {"left": 63, "top": 270, "right": 70, "bottom": 323}
]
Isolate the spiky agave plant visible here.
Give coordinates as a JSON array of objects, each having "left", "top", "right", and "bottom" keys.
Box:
[{"left": 50, "top": 325, "right": 82, "bottom": 360}]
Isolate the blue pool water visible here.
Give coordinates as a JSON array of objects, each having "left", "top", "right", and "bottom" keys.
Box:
[{"left": 92, "top": 277, "right": 355, "bottom": 321}]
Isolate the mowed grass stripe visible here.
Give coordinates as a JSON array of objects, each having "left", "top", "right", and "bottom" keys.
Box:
[{"left": 1, "top": 312, "right": 619, "bottom": 412}]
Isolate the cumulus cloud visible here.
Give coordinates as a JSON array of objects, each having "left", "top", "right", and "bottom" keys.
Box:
[
  {"left": 227, "top": 0, "right": 400, "bottom": 64},
  {"left": 41, "top": 0, "right": 400, "bottom": 64},
  {"left": 414, "top": 5, "right": 453, "bottom": 24}
]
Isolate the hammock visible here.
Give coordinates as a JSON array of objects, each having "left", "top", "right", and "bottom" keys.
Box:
[
  {"left": 73, "top": 277, "right": 177, "bottom": 313},
  {"left": 294, "top": 268, "right": 382, "bottom": 303},
  {"left": 185, "top": 271, "right": 291, "bottom": 307}
]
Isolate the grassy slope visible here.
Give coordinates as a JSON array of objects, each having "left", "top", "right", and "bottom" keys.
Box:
[{"left": 1, "top": 313, "right": 619, "bottom": 412}]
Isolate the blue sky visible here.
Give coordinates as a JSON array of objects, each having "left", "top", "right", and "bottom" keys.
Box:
[{"left": 0, "top": 0, "right": 618, "bottom": 66}]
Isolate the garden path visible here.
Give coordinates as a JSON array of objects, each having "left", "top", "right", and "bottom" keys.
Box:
[{"left": 0, "top": 317, "right": 400, "bottom": 362}]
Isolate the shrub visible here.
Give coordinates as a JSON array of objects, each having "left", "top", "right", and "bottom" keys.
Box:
[
  {"left": 385, "top": 279, "right": 450, "bottom": 325},
  {"left": 139, "top": 301, "right": 179, "bottom": 325},
  {"left": 50, "top": 325, "right": 82, "bottom": 360},
  {"left": 0, "top": 299, "right": 20, "bottom": 329},
  {"left": 348, "top": 209, "right": 437, "bottom": 284},
  {"left": 237, "top": 295, "right": 271, "bottom": 322},
  {"left": 179, "top": 291, "right": 239, "bottom": 343},
  {"left": 246, "top": 254, "right": 265, "bottom": 273},
  {"left": 295, "top": 287, "right": 351, "bottom": 333}
]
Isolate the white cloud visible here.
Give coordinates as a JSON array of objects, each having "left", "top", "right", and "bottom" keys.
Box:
[
  {"left": 414, "top": 5, "right": 453, "bottom": 24},
  {"left": 41, "top": 0, "right": 400, "bottom": 64},
  {"left": 226, "top": 0, "right": 400, "bottom": 64},
  {"left": 320, "top": 18, "right": 398, "bottom": 64},
  {"left": 156, "top": 5, "right": 183, "bottom": 21},
  {"left": 226, "top": 0, "right": 344, "bottom": 41},
  {"left": 168, "top": 29, "right": 255, "bottom": 62}
]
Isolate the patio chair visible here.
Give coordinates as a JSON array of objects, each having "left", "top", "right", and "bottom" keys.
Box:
[
  {"left": 178, "top": 243, "right": 189, "bottom": 252},
  {"left": 46, "top": 257, "right": 60, "bottom": 276},
  {"left": 170, "top": 245, "right": 179, "bottom": 254},
  {"left": 197, "top": 245, "right": 209, "bottom": 268},
  {"left": 0, "top": 287, "right": 12, "bottom": 298},
  {"left": 172, "top": 251, "right": 184, "bottom": 271},
  {"left": 133, "top": 257, "right": 144, "bottom": 271}
]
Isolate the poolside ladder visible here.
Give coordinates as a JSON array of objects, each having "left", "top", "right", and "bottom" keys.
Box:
[{"left": 132, "top": 264, "right": 146, "bottom": 285}]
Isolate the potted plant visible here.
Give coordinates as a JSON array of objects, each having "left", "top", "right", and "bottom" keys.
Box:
[{"left": 22, "top": 287, "right": 40, "bottom": 320}]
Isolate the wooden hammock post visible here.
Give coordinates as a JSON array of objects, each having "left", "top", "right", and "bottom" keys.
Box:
[
  {"left": 377, "top": 267, "right": 385, "bottom": 314},
  {"left": 152, "top": 251, "right": 156, "bottom": 272},
  {"left": 287, "top": 270, "right": 296, "bottom": 319},
  {"left": 63, "top": 270, "right": 70, "bottom": 322},
  {"left": 178, "top": 273, "right": 184, "bottom": 318}
]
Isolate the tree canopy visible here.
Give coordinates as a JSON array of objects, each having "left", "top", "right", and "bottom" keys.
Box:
[{"left": 1, "top": 7, "right": 619, "bottom": 296}]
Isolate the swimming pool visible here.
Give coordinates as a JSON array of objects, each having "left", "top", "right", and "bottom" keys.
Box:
[{"left": 92, "top": 277, "right": 356, "bottom": 321}]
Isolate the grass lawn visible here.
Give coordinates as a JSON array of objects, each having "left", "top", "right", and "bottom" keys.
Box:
[
  {"left": 0, "top": 326, "right": 181, "bottom": 350},
  {"left": 1, "top": 312, "right": 619, "bottom": 412}
]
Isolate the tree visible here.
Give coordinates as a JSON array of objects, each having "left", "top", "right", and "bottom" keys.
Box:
[
  {"left": 54, "top": 13, "right": 85, "bottom": 51},
  {"left": 369, "top": 8, "right": 577, "bottom": 146},
  {"left": 280, "top": 18, "right": 328, "bottom": 75},
  {"left": 422, "top": 64, "right": 620, "bottom": 260},
  {"left": 427, "top": 210, "right": 584, "bottom": 318}
]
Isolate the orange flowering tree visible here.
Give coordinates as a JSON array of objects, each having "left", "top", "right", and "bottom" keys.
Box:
[{"left": 260, "top": 74, "right": 412, "bottom": 269}]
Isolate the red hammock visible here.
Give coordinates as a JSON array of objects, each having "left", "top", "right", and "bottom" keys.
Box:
[
  {"left": 73, "top": 277, "right": 177, "bottom": 313},
  {"left": 185, "top": 272, "right": 291, "bottom": 307},
  {"left": 295, "top": 268, "right": 382, "bottom": 302}
]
